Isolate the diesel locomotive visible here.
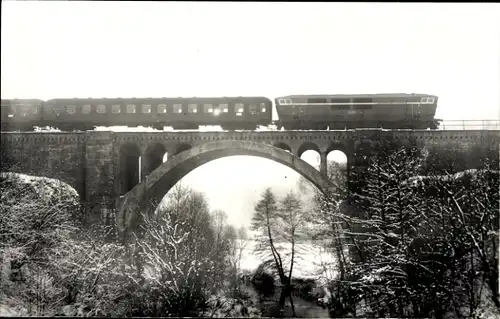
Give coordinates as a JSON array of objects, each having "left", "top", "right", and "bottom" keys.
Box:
[
  {"left": 1, "top": 93, "right": 440, "bottom": 131},
  {"left": 275, "top": 93, "right": 439, "bottom": 130}
]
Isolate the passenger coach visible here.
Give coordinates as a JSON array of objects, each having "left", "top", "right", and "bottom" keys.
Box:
[{"left": 38, "top": 96, "right": 273, "bottom": 130}]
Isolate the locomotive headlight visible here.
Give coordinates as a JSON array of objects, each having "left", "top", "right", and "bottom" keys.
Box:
[
  {"left": 238, "top": 108, "right": 244, "bottom": 112},
  {"left": 193, "top": 109, "right": 197, "bottom": 113},
  {"left": 261, "top": 108, "right": 266, "bottom": 112},
  {"left": 208, "top": 108, "right": 213, "bottom": 113},
  {"left": 214, "top": 109, "right": 220, "bottom": 116}
]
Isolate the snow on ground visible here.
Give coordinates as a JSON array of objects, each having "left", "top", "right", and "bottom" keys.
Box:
[
  {"left": 0, "top": 172, "right": 80, "bottom": 200},
  {"left": 239, "top": 239, "right": 339, "bottom": 284}
]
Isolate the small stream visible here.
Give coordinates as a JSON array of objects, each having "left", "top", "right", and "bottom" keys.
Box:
[{"left": 241, "top": 283, "right": 330, "bottom": 318}]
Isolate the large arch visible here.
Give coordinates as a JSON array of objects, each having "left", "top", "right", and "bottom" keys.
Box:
[{"left": 115, "top": 140, "right": 334, "bottom": 236}]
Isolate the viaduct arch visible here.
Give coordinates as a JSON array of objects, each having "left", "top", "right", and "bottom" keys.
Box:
[{"left": 115, "top": 140, "right": 334, "bottom": 236}]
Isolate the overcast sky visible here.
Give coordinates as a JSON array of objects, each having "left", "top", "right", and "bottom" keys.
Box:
[{"left": 2, "top": 2, "right": 499, "bottom": 228}]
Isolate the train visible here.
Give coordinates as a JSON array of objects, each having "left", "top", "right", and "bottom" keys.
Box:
[{"left": 0, "top": 93, "right": 440, "bottom": 131}]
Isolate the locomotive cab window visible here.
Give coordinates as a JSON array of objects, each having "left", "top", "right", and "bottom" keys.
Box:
[
  {"left": 66, "top": 105, "right": 77, "bottom": 114},
  {"left": 188, "top": 104, "right": 198, "bottom": 114},
  {"left": 173, "top": 104, "right": 182, "bottom": 114},
  {"left": 82, "top": 104, "right": 91, "bottom": 114},
  {"left": 157, "top": 104, "right": 167, "bottom": 113},
  {"left": 204, "top": 104, "right": 213, "bottom": 113},
  {"left": 126, "top": 104, "right": 136, "bottom": 114},
  {"left": 142, "top": 104, "right": 151, "bottom": 113},
  {"left": 97, "top": 105, "right": 107, "bottom": 114},
  {"left": 111, "top": 105, "right": 121, "bottom": 114}
]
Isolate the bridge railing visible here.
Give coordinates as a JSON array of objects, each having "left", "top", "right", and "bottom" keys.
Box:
[{"left": 438, "top": 120, "right": 500, "bottom": 130}]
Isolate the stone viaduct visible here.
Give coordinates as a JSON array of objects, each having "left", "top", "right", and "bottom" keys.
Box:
[{"left": 1, "top": 129, "right": 498, "bottom": 236}]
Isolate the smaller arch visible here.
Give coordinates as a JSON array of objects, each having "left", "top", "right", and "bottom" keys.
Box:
[
  {"left": 274, "top": 142, "right": 292, "bottom": 153},
  {"left": 326, "top": 150, "right": 349, "bottom": 185},
  {"left": 297, "top": 142, "right": 320, "bottom": 158},
  {"left": 144, "top": 143, "right": 167, "bottom": 176},
  {"left": 120, "top": 142, "right": 141, "bottom": 157},
  {"left": 327, "top": 142, "right": 350, "bottom": 156},
  {"left": 301, "top": 150, "right": 321, "bottom": 171},
  {"left": 119, "top": 142, "right": 141, "bottom": 194},
  {"left": 327, "top": 150, "right": 348, "bottom": 165},
  {"left": 175, "top": 143, "right": 192, "bottom": 155}
]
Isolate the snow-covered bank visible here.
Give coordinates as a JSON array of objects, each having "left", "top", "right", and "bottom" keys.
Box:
[{"left": 238, "top": 239, "right": 339, "bottom": 284}]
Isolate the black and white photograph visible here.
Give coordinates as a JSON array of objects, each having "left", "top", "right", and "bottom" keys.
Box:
[{"left": 1, "top": 2, "right": 499, "bottom": 318}]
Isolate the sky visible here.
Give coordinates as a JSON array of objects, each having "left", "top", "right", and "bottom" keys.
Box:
[{"left": 2, "top": 2, "right": 500, "bottom": 228}]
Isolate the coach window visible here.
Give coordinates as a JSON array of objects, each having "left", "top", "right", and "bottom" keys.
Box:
[
  {"left": 260, "top": 103, "right": 267, "bottom": 112},
  {"left": 20, "top": 104, "right": 28, "bottom": 117},
  {"left": 54, "top": 105, "right": 64, "bottom": 116},
  {"left": 112, "top": 104, "right": 121, "bottom": 114},
  {"left": 9, "top": 105, "right": 17, "bottom": 116},
  {"left": 188, "top": 104, "right": 198, "bottom": 114},
  {"left": 97, "top": 104, "right": 107, "bottom": 114},
  {"left": 249, "top": 104, "right": 257, "bottom": 115},
  {"left": 82, "top": 104, "right": 91, "bottom": 114},
  {"left": 126, "top": 104, "right": 136, "bottom": 113},
  {"left": 204, "top": 104, "right": 213, "bottom": 113},
  {"left": 157, "top": 104, "right": 167, "bottom": 113},
  {"left": 66, "top": 105, "right": 77, "bottom": 114},
  {"left": 142, "top": 104, "right": 151, "bottom": 113},
  {"left": 235, "top": 103, "right": 244, "bottom": 116},
  {"left": 173, "top": 104, "right": 182, "bottom": 114}
]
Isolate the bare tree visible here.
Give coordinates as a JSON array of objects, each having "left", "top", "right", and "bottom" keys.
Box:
[
  {"left": 235, "top": 226, "right": 249, "bottom": 274},
  {"left": 251, "top": 188, "right": 310, "bottom": 317}
]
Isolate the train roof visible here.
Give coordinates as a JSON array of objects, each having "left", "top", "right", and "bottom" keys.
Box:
[
  {"left": 44, "top": 96, "right": 271, "bottom": 101},
  {"left": 276, "top": 93, "right": 438, "bottom": 99}
]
